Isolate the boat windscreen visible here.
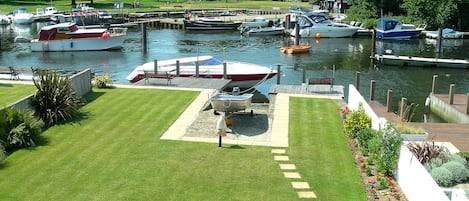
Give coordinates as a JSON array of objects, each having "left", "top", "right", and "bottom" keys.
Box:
[{"left": 200, "top": 58, "right": 223, "bottom": 65}]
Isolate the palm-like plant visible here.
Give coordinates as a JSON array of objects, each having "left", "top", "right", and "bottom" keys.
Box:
[{"left": 30, "top": 70, "right": 81, "bottom": 127}]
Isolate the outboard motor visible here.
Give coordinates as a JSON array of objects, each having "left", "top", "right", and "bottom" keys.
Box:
[{"left": 232, "top": 87, "right": 240, "bottom": 96}]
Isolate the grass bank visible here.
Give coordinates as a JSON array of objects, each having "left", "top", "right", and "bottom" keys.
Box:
[
  {"left": 0, "top": 83, "right": 35, "bottom": 107},
  {"left": 0, "top": 87, "right": 365, "bottom": 200},
  {"left": 0, "top": 0, "right": 310, "bottom": 14}
]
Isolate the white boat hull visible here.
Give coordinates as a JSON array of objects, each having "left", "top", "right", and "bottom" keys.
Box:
[
  {"left": 210, "top": 94, "right": 253, "bottom": 112},
  {"left": 13, "top": 14, "right": 34, "bottom": 24},
  {"left": 375, "top": 54, "right": 469, "bottom": 69},
  {"left": 295, "top": 26, "right": 359, "bottom": 38},
  {"left": 126, "top": 55, "right": 277, "bottom": 88},
  {"left": 30, "top": 34, "right": 126, "bottom": 51}
]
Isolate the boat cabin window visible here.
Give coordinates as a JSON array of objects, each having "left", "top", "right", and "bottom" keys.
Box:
[{"left": 297, "top": 16, "right": 313, "bottom": 27}]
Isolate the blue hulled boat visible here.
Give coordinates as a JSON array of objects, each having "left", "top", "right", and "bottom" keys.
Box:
[{"left": 376, "top": 18, "right": 425, "bottom": 39}]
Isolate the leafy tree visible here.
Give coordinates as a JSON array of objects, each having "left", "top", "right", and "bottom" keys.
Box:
[
  {"left": 31, "top": 70, "right": 81, "bottom": 127},
  {"left": 346, "top": 0, "right": 378, "bottom": 28},
  {"left": 402, "top": 0, "right": 459, "bottom": 29}
]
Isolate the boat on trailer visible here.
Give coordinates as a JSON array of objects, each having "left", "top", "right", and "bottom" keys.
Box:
[{"left": 126, "top": 55, "right": 277, "bottom": 88}]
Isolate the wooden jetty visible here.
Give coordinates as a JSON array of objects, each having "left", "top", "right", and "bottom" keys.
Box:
[
  {"left": 269, "top": 84, "right": 344, "bottom": 98},
  {"left": 369, "top": 99, "right": 469, "bottom": 152},
  {"left": 374, "top": 54, "right": 469, "bottom": 69}
]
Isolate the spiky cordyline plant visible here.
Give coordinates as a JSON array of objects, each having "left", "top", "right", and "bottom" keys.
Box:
[{"left": 30, "top": 70, "right": 81, "bottom": 127}]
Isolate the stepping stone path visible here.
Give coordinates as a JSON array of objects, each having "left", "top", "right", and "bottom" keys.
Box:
[{"left": 271, "top": 148, "right": 317, "bottom": 199}]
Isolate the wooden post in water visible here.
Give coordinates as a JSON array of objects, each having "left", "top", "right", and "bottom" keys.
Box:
[
  {"left": 277, "top": 64, "right": 281, "bottom": 84},
  {"left": 465, "top": 93, "right": 469, "bottom": 115},
  {"left": 399, "top": 97, "right": 407, "bottom": 122},
  {"left": 154, "top": 60, "right": 158, "bottom": 74},
  {"left": 176, "top": 60, "right": 180, "bottom": 77},
  {"left": 437, "top": 28, "right": 443, "bottom": 58},
  {"left": 449, "top": 84, "right": 455, "bottom": 104},
  {"left": 223, "top": 62, "right": 227, "bottom": 79},
  {"left": 142, "top": 23, "right": 148, "bottom": 53},
  {"left": 301, "top": 64, "right": 306, "bottom": 83},
  {"left": 294, "top": 23, "right": 300, "bottom": 46},
  {"left": 355, "top": 71, "right": 360, "bottom": 91},
  {"left": 369, "top": 80, "right": 376, "bottom": 101},
  {"left": 371, "top": 29, "right": 376, "bottom": 57},
  {"left": 285, "top": 14, "right": 290, "bottom": 30},
  {"left": 432, "top": 74, "right": 438, "bottom": 94},
  {"left": 386, "top": 89, "right": 393, "bottom": 112},
  {"left": 195, "top": 62, "right": 199, "bottom": 78}
]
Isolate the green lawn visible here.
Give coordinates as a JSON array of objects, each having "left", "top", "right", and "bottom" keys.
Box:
[
  {"left": 0, "top": 0, "right": 310, "bottom": 14},
  {"left": 0, "top": 87, "right": 365, "bottom": 200},
  {"left": 0, "top": 83, "right": 36, "bottom": 108}
]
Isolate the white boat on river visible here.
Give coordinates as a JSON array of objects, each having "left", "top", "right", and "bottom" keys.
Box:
[
  {"left": 30, "top": 22, "right": 127, "bottom": 51},
  {"left": 290, "top": 13, "right": 359, "bottom": 38}
]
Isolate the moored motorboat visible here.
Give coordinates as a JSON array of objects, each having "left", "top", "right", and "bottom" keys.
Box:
[
  {"left": 183, "top": 18, "right": 242, "bottom": 31},
  {"left": 425, "top": 28, "right": 464, "bottom": 39},
  {"left": 376, "top": 18, "right": 426, "bottom": 39},
  {"left": 375, "top": 54, "right": 469, "bottom": 69},
  {"left": 240, "top": 17, "right": 270, "bottom": 28},
  {"left": 10, "top": 8, "right": 34, "bottom": 24},
  {"left": 125, "top": 55, "right": 277, "bottom": 88},
  {"left": 241, "top": 26, "right": 285, "bottom": 36},
  {"left": 0, "top": 14, "right": 11, "bottom": 25},
  {"left": 290, "top": 13, "right": 359, "bottom": 38},
  {"left": 30, "top": 22, "right": 127, "bottom": 51},
  {"left": 280, "top": 45, "right": 311, "bottom": 54}
]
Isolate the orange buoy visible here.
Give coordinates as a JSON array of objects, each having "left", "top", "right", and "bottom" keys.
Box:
[{"left": 315, "top": 32, "right": 321, "bottom": 38}]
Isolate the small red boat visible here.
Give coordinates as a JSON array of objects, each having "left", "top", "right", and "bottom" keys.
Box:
[{"left": 280, "top": 45, "right": 311, "bottom": 54}]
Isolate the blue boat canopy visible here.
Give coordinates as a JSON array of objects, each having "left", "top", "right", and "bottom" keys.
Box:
[
  {"left": 200, "top": 58, "right": 223, "bottom": 66},
  {"left": 376, "top": 18, "right": 402, "bottom": 31}
]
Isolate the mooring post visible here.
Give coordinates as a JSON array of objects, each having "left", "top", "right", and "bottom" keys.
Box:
[
  {"left": 370, "top": 80, "right": 376, "bottom": 101},
  {"left": 386, "top": 89, "right": 393, "bottom": 112},
  {"left": 301, "top": 64, "right": 306, "bottom": 83},
  {"left": 371, "top": 29, "right": 376, "bottom": 57},
  {"left": 154, "top": 60, "right": 158, "bottom": 74},
  {"left": 399, "top": 97, "right": 407, "bottom": 122},
  {"left": 176, "top": 60, "right": 180, "bottom": 77},
  {"left": 142, "top": 22, "right": 148, "bottom": 53},
  {"left": 277, "top": 64, "right": 281, "bottom": 84},
  {"left": 466, "top": 93, "right": 469, "bottom": 115},
  {"left": 223, "top": 62, "right": 227, "bottom": 79},
  {"left": 432, "top": 74, "right": 438, "bottom": 94},
  {"left": 195, "top": 62, "right": 199, "bottom": 78},
  {"left": 437, "top": 28, "right": 443, "bottom": 58},
  {"left": 294, "top": 23, "right": 300, "bottom": 46},
  {"left": 355, "top": 71, "right": 360, "bottom": 91},
  {"left": 449, "top": 84, "right": 455, "bottom": 104}
]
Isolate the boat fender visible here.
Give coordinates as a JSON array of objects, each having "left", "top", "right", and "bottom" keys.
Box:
[
  {"left": 315, "top": 32, "right": 321, "bottom": 38},
  {"left": 102, "top": 32, "right": 109, "bottom": 40},
  {"left": 70, "top": 39, "right": 73, "bottom": 48}
]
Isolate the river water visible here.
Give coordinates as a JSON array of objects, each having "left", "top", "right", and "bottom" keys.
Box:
[{"left": 0, "top": 22, "right": 468, "bottom": 122}]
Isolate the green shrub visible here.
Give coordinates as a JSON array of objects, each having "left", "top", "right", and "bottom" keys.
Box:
[
  {"left": 445, "top": 153, "right": 467, "bottom": 165},
  {"left": 425, "top": 157, "right": 444, "bottom": 172},
  {"left": 430, "top": 167, "right": 454, "bottom": 187},
  {"left": 0, "top": 108, "right": 44, "bottom": 150},
  {"left": 94, "top": 75, "right": 113, "bottom": 89},
  {"left": 0, "top": 143, "right": 6, "bottom": 163},
  {"left": 441, "top": 161, "right": 469, "bottom": 183},
  {"left": 31, "top": 70, "right": 81, "bottom": 127},
  {"left": 376, "top": 123, "right": 403, "bottom": 176},
  {"left": 343, "top": 103, "right": 371, "bottom": 138},
  {"left": 356, "top": 128, "right": 375, "bottom": 150}
]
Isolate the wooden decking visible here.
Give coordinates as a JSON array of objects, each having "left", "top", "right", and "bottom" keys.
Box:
[
  {"left": 369, "top": 98, "right": 469, "bottom": 152},
  {"left": 269, "top": 84, "right": 344, "bottom": 98}
]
